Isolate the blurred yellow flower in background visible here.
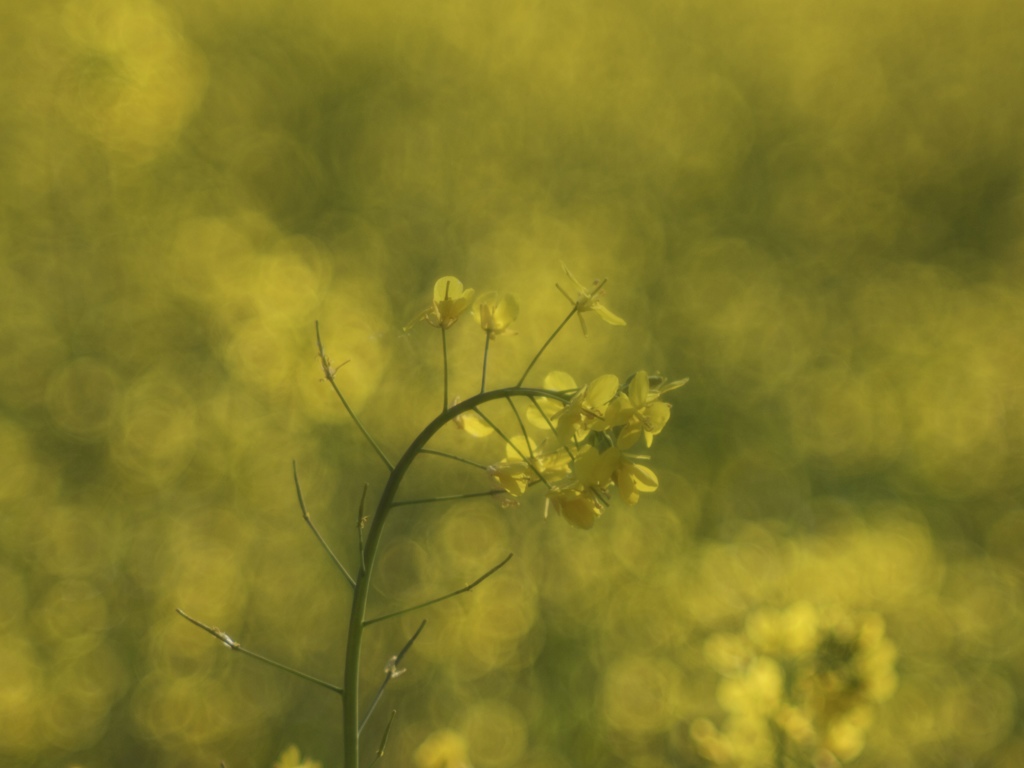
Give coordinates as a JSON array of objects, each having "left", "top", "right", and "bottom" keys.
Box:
[
  {"left": 450, "top": 396, "right": 495, "bottom": 437},
  {"left": 273, "top": 745, "right": 322, "bottom": 768},
  {"left": 415, "top": 729, "right": 472, "bottom": 768},
  {"left": 692, "top": 604, "right": 897, "bottom": 768}
]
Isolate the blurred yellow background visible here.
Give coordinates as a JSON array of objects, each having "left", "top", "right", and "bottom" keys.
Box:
[{"left": 2, "top": 0, "right": 1023, "bottom": 766}]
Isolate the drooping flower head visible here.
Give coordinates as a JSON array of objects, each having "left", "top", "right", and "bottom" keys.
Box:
[
  {"left": 608, "top": 448, "right": 660, "bottom": 504},
  {"left": 543, "top": 444, "right": 617, "bottom": 529},
  {"left": 545, "top": 484, "right": 603, "bottom": 529}
]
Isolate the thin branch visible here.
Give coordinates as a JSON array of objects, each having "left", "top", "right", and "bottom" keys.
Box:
[
  {"left": 419, "top": 448, "right": 490, "bottom": 471},
  {"left": 480, "top": 332, "right": 491, "bottom": 394},
  {"left": 441, "top": 325, "right": 450, "bottom": 413},
  {"left": 364, "top": 553, "right": 514, "bottom": 626},
  {"left": 176, "top": 608, "right": 344, "bottom": 695},
  {"left": 367, "top": 710, "right": 397, "bottom": 768},
  {"left": 360, "top": 620, "right": 426, "bottom": 734},
  {"left": 316, "top": 321, "right": 394, "bottom": 471},
  {"left": 504, "top": 397, "right": 534, "bottom": 461},
  {"left": 528, "top": 395, "right": 577, "bottom": 463},
  {"left": 294, "top": 461, "right": 356, "bottom": 589},
  {"left": 527, "top": 395, "right": 558, "bottom": 438},
  {"left": 472, "top": 408, "right": 551, "bottom": 489},
  {"left": 391, "top": 488, "right": 508, "bottom": 508},
  {"left": 516, "top": 306, "right": 577, "bottom": 386}
]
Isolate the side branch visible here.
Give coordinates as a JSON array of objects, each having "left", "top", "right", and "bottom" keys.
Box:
[
  {"left": 516, "top": 306, "right": 577, "bottom": 386},
  {"left": 391, "top": 489, "right": 508, "bottom": 508},
  {"left": 472, "top": 408, "right": 551, "bottom": 489},
  {"left": 294, "top": 461, "right": 356, "bottom": 589},
  {"left": 419, "top": 448, "right": 490, "bottom": 471},
  {"left": 175, "top": 608, "right": 344, "bottom": 695},
  {"left": 359, "top": 620, "right": 426, "bottom": 734},
  {"left": 363, "top": 553, "right": 514, "bottom": 626},
  {"left": 368, "top": 710, "right": 397, "bottom": 768},
  {"left": 505, "top": 397, "right": 535, "bottom": 460},
  {"left": 316, "top": 321, "right": 395, "bottom": 471},
  {"left": 528, "top": 395, "right": 577, "bottom": 463}
]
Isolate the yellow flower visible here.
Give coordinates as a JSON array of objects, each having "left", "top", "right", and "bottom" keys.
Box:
[
  {"left": 557, "top": 263, "right": 627, "bottom": 336},
  {"left": 504, "top": 434, "right": 572, "bottom": 484},
  {"left": 611, "top": 450, "right": 659, "bottom": 504},
  {"left": 543, "top": 445, "right": 618, "bottom": 528},
  {"left": 606, "top": 370, "right": 687, "bottom": 449},
  {"left": 545, "top": 484, "right": 603, "bottom": 529},
  {"left": 406, "top": 276, "right": 475, "bottom": 330},
  {"left": 572, "top": 443, "right": 619, "bottom": 490},
  {"left": 473, "top": 291, "right": 519, "bottom": 339},
  {"left": 553, "top": 373, "right": 620, "bottom": 443},
  {"left": 487, "top": 460, "right": 532, "bottom": 496}
]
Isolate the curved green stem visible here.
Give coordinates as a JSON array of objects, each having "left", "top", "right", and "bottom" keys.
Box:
[{"left": 342, "top": 386, "right": 569, "bottom": 768}]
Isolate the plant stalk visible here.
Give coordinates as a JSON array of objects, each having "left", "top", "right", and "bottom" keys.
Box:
[{"left": 342, "top": 386, "right": 569, "bottom": 768}]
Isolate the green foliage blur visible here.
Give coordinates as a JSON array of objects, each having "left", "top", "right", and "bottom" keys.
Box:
[{"left": 2, "top": 0, "right": 1023, "bottom": 766}]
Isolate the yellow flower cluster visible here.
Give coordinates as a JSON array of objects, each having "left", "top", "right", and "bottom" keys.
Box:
[
  {"left": 493, "top": 370, "right": 685, "bottom": 529},
  {"left": 543, "top": 371, "right": 682, "bottom": 528},
  {"left": 692, "top": 603, "right": 897, "bottom": 768},
  {"left": 407, "top": 269, "right": 682, "bottom": 529},
  {"left": 406, "top": 276, "right": 520, "bottom": 336}
]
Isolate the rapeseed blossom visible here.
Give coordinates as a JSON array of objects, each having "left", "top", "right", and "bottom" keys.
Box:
[
  {"left": 473, "top": 291, "right": 519, "bottom": 339},
  {"left": 406, "top": 276, "right": 475, "bottom": 330},
  {"left": 605, "top": 370, "right": 687, "bottom": 449},
  {"left": 552, "top": 374, "right": 620, "bottom": 443},
  {"left": 557, "top": 263, "right": 627, "bottom": 336}
]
